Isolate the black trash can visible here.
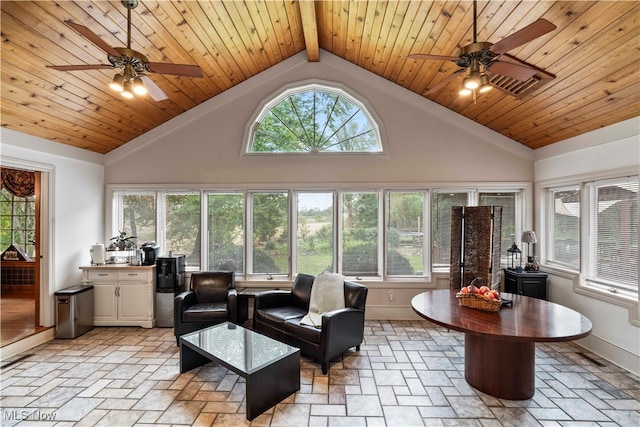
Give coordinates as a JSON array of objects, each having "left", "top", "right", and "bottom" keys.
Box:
[{"left": 55, "top": 284, "right": 94, "bottom": 339}]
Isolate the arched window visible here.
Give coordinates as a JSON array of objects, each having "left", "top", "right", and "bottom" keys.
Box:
[{"left": 247, "top": 82, "right": 383, "bottom": 153}]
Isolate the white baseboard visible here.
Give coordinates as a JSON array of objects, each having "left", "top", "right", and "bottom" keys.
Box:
[
  {"left": 366, "top": 306, "right": 423, "bottom": 321},
  {"left": 576, "top": 334, "right": 640, "bottom": 377},
  {"left": 0, "top": 328, "right": 55, "bottom": 361}
]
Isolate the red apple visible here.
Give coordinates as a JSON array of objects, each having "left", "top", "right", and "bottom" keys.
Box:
[
  {"left": 483, "top": 291, "right": 494, "bottom": 299},
  {"left": 468, "top": 285, "right": 479, "bottom": 294},
  {"left": 489, "top": 289, "right": 501, "bottom": 300},
  {"left": 460, "top": 287, "right": 470, "bottom": 294},
  {"left": 479, "top": 286, "right": 490, "bottom": 294}
]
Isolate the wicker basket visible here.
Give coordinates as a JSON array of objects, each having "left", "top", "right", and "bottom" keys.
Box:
[
  {"left": 456, "top": 277, "right": 502, "bottom": 312},
  {"left": 455, "top": 293, "right": 501, "bottom": 312}
]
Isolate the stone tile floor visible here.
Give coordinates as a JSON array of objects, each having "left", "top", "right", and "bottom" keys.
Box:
[{"left": 1, "top": 320, "right": 638, "bottom": 426}]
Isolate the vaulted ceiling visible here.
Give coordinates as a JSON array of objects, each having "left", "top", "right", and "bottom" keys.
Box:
[{"left": 2, "top": 1, "right": 638, "bottom": 154}]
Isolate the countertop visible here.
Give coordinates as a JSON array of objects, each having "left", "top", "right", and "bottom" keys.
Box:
[{"left": 79, "top": 264, "right": 156, "bottom": 270}]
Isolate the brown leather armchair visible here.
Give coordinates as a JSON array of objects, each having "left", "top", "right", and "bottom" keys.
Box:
[
  {"left": 253, "top": 273, "right": 368, "bottom": 374},
  {"left": 174, "top": 271, "right": 238, "bottom": 345}
]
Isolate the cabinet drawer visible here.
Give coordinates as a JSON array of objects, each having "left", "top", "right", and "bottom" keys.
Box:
[
  {"left": 117, "top": 270, "right": 150, "bottom": 281},
  {"left": 87, "top": 270, "right": 117, "bottom": 281}
]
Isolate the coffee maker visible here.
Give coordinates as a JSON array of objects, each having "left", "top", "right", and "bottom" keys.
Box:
[{"left": 141, "top": 242, "right": 160, "bottom": 266}]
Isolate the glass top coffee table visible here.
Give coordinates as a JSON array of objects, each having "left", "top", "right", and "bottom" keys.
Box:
[{"left": 179, "top": 322, "right": 300, "bottom": 420}]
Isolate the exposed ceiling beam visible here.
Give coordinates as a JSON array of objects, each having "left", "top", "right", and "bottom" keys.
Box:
[{"left": 299, "top": 0, "right": 319, "bottom": 62}]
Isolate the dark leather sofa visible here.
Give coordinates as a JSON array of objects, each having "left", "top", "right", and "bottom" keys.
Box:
[{"left": 253, "top": 273, "right": 368, "bottom": 374}]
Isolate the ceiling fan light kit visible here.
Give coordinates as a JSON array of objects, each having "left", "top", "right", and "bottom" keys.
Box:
[
  {"left": 409, "top": 0, "right": 556, "bottom": 101},
  {"left": 47, "top": 0, "right": 203, "bottom": 102}
]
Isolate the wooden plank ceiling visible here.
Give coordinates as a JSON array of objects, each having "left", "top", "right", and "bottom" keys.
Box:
[{"left": 1, "top": 1, "right": 638, "bottom": 154}]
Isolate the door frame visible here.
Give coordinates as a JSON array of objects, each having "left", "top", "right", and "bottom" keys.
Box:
[{"left": 1, "top": 157, "right": 54, "bottom": 327}]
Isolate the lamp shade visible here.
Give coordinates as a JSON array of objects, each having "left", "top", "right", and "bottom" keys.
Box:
[{"left": 521, "top": 231, "right": 537, "bottom": 244}]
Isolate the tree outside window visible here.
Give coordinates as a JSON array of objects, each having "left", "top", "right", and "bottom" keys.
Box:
[
  {"left": 207, "top": 193, "right": 244, "bottom": 272},
  {"left": 249, "top": 84, "right": 382, "bottom": 153},
  {"left": 250, "top": 192, "right": 289, "bottom": 275}
]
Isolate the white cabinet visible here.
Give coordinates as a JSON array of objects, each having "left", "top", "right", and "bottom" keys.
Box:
[{"left": 81, "top": 265, "right": 155, "bottom": 328}]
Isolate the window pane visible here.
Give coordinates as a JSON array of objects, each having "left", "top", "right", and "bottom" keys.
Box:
[
  {"left": 250, "top": 85, "right": 382, "bottom": 153},
  {"left": 589, "top": 180, "right": 638, "bottom": 291},
  {"left": 432, "top": 192, "right": 468, "bottom": 266},
  {"left": 342, "top": 192, "right": 379, "bottom": 276},
  {"left": 387, "top": 192, "right": 424, "bottom": 276},
  {"left": 121, "top": 194, "right": 156, "bottom": 246},
  {"left": 208, "top": 193, "right": 244, "bottom": 272},
  {"left": 0, "top": 189, "right": 36, "bottom": 258},
  {"left": 479, "top": 192, "right": 517, "bottom": 261},
  {"left": 166, "top": 193, "right": 201, "bottom": 268},
  {"left": 296, "top": 192, "right": 334, "bottom": 274},
  {"left": 550, "top": 188, "right": 580, "bottom": 269},
  {"left": 251, "top": 192, "right": 289, "bottom": 274}
]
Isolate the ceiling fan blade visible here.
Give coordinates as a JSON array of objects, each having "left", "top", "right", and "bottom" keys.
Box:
[
  {"left": 47, "top": 64, "right": 114, "bottom": 71},
  {"left": 147, "top": 62, "right": 203, "bottom": 78},
  {"left": 490, "top": 19, "right": 556, "bottom": 55},
  {"left": 140, "top": 75, "right": 169, "bottom": 101},
  {"left": 487, "top": 60, "right": 537, "bottom": 81},
  {"left": 425, "top": 69, "right": 466, "bottom": 96},
  {"left": 65, "top": 21, "right": 122, "bottom": 58},
  {"left": 409, "top": 53, "right": 459, "bottom": 62}
]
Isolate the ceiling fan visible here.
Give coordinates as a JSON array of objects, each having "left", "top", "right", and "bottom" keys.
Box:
[
  {"left": 409, "top": 0, "right": 556, "bottom": 98},
  {"left": 47, "top": 0, "right": 203, "bottom": 101}
]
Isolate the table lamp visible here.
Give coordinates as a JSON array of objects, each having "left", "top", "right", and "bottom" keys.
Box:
[{"left": 521, "top": 231, "right": 539, "bottom": 271}]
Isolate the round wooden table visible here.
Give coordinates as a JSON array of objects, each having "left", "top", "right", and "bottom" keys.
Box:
[{"left": 411, "top": 289, "right": 592, "bottom": 400}]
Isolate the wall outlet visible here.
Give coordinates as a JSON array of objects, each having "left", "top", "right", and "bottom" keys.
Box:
[{"left": 388, "top": 290, "right": 394, "bottom": 302}]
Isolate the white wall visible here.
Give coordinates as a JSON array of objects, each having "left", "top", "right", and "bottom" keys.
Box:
[
  {"left": 102, "top": 50, "right": 537, "bottom": 322},
  {"left": 1, "top": 128, "right": 104, "bottom": 327},
  {"left": 104, "top": 50, "right": 534, "bottom": 184},
  {"left": 534, "top": 117, "right": 640, "bottom": 375}
]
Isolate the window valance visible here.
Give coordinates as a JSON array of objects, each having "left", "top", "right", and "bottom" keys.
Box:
[{"left": 0, "top": 168, "right": 35, "bottom": 197}]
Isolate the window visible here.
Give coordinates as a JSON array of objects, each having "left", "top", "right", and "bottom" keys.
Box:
[
  {"left": 341, "top": 191, "right": 380, "bottom": 276},
  {"left": 164, "top": 192, "right": 201, "bottom": 268},
  {"left": 248, "top": 83, "right": 383, "bottom": 153},
  {"left": 249, "top": 192, "right": 289, "bottom": 276},
  {"left": 111, "top": 184, "right": 526, "bottom": 279},
  {"left": 0, "top": 188, "right": 35, "bottom": 258},
  {"left": 117, "top": 192, "right": 156, "bottom": 246},
  {"left": 586, "top": 178, "right": 638, "bottom": 293},
  {"left": 295, "top": 192, "right": 334, "bottom": 274},
  {"left": 479, "top": 192, "right": 519, "bottom": 260},
  {"left": 548, "top": 187, "right": 580, "bottom": 269},
  {"left": 432, "top": 191, "right": 470, "bottom": 267},
  {"left": 207, "top": 193, "right": 244, "bottom": 272},
  {"left": 387, "top": 191, "right": 427, "bottom": 276}
]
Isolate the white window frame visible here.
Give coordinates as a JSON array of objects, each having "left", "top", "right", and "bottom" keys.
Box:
[
  {"left": 205, "top": 191, "right": 246, "bottom": 273},
  {"left": 243, "top": 80, "right": 387, "bottom": 155},
  {"left": 540, "top": 168, "right": 638, "bottom": 309},
  {"left": 546, "top": 185, "right": 581, "bottom": 271},
  {"left": 107, "top": 182, "right": 529, "bottom": 284},
  {"left": 583, "top": 176, "right": 638, "bottom": 297},
  {"left": 385, "top": 190, "right": 430, "bottom": 279},
  {"left": 246, "top": 190, "right": 290, "bottom": 280},
  {"left": 337, "top": 189, "right": 383, "bottom": 279}
]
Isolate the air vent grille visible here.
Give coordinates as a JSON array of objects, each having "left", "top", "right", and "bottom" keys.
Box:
[
  {"left": 489, "top": 73, "right": 552, "bottom": 99},
  {"left": 488, "top": 54, "right": 555, "bottom": 99}
]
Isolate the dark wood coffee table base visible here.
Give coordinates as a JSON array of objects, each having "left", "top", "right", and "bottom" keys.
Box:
[
  {"left": 465, "top": 334, "right": 535, "bottom": 400},
  {"left": 179, "top": 323, "right": 300, "bottom": 420}
]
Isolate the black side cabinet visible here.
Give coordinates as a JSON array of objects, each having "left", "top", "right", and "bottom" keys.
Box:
[{"left": 503, "top": 269, "right": 548, "bottom": 300}]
